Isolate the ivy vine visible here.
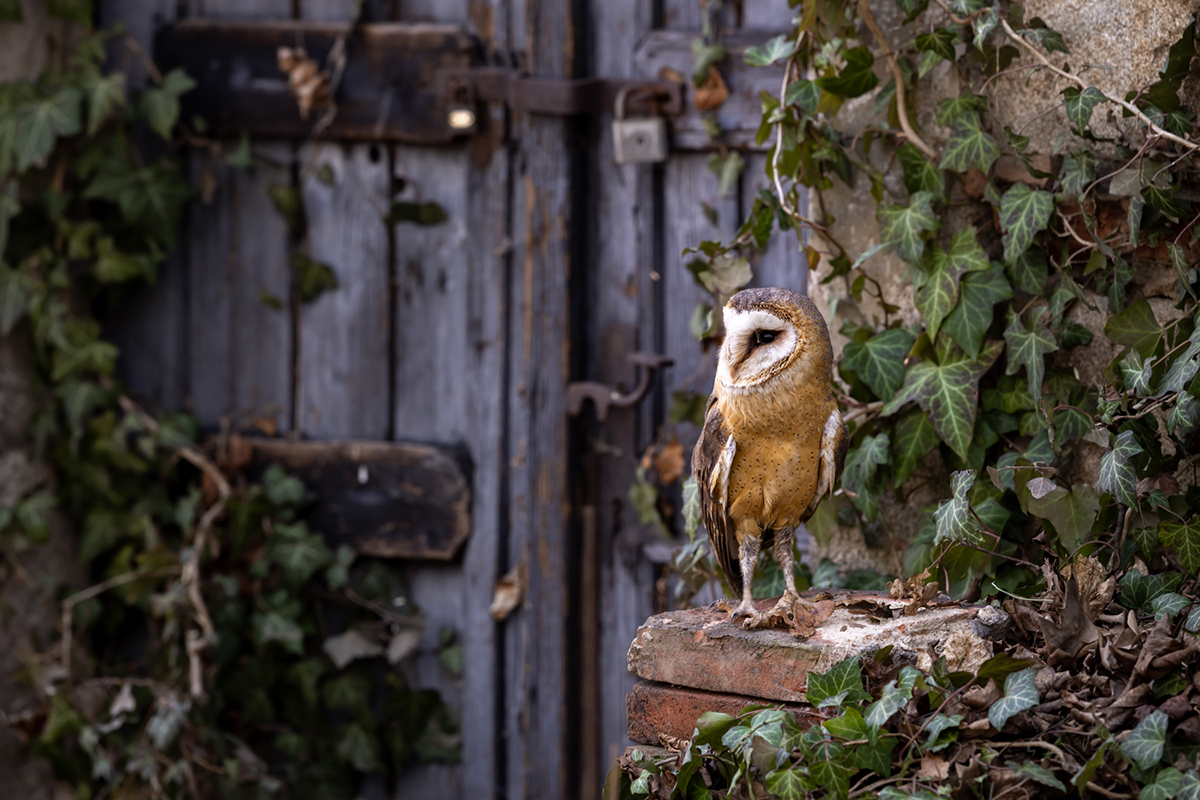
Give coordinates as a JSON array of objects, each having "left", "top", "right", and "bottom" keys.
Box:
[{"left": 0, "top": 23, "right": 455, "bottom": 799}]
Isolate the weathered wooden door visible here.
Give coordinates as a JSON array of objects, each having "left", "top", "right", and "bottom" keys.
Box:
[{"left": 101, "top": 0, "right": 802, "bottom": 797}]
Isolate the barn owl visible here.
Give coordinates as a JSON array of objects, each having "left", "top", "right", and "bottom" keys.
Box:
[{"left": 692, "top": 288, "right": 848, "bottom": 629}]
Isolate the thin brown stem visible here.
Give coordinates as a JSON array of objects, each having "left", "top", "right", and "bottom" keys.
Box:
[{"left": 859, "top": 0, "right": 939, "bottom": 161}]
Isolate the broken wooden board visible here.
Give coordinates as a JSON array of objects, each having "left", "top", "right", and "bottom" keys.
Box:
[
  {"left": 155, "top": 21, "right": 476, "bottom": 143},
  {"left": 627, "top": 593, "right": 1001, "bottom": 703},
  {"left": 252, "top": 439, "right": 471, "bottom": 559},
  {"left": 627, "top": 680, "right": 823, "bottom": 746}
]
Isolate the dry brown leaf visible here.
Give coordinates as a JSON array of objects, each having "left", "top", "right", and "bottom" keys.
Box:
[
  {"left": 1037, "top": 574, "right": 1100, "bottom": 667},
  {"left": 655, "top": 438, "right": 685, "bottom": 487},
  {"left": 905, "top": 583, "right": 939, "bottom": 617},
  {"left": 277, "top": 46, "right": 331, "bottom": 119},
  {"left": 917, "top": 756, "right": 950, "bottom": 780},
  {"left": 694, "top": 66, "right": 729, "bottom": 112},
  {"left": 253, "top": 416, "right": 279, "bottom": 437},
  {"left": 490, "top": 563, "right": 524, "bottom": 621},
  {"left": 788, "top": 598, "right": 834, "bottom": 638}
]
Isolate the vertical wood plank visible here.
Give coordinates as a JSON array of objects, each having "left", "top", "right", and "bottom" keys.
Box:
[
  {"left": 295, "top": 143, "right": 392, "bottom": 439},
  {"left": 745, "top": 152, "right": 808, "bottom": 295},
  {"left": 589, "top": 0, "right": 657, "bottom": 784},
  {"left": 504, "top": 1, "right": 576, "bottom": 798},
  {"left": 740, "top": 0, "right": 795, "bottom": 28},
  {"left": 187, "top": 146, "right": 294, "bottom": 431}
]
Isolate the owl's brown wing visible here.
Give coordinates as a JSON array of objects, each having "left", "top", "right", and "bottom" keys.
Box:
[
  {"left": 806, "top": 406, "right": 849, "bottom": 519},
  {"left": 693, "top": 397, "right": 742, "bottom": 597}
]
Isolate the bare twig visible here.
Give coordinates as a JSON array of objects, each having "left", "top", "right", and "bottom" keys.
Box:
[
  {"left": 1001, "top": 19, "right": 1200, "bottom": 153},
  {"left": 858, "top": 0, "right": 939, "bottom": 160}
]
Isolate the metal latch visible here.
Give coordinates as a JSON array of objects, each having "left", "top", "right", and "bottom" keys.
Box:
[{"left": 567, "top": 352, "right": 674, "bottom": 421}]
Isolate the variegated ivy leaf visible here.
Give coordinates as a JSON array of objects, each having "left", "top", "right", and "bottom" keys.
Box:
[
  {"left": 881, "top": 340, "right": 1004, "bottom": 460},
  {"left": 1007, "top": 761, "right": 1066, "bottom": 791},
  {"left": 1096, "top": 430, "right": 1143, "bottom": 507},
  {"left": 1119, "top": 349, "right": 1154, "bottom": 396},
  {"left": 1169, "top": 242, "right": 1199, "bottom": 301},
  {"left": 897, "top": 142, "right": 946, "bottom": 200},
  {"left": 1156, "top": 323, "right": 1200, "bottom": 398},
  {"left": 917, "top": 229, "right": 990, "bottom": 339},
  {"left": 1109, "top": 254, "right": 1135, "bottom": 313},
  {"left": 999, "top": 183, "right": 1054, "bottom": 264},
  {"left": 864, "top": 669, "right": 922, "bottom": 729},
  {"left": 842, "top": 328, "right": 915, "bottom": 398},
  {"left": 1141, "top": 767, "right": 1183, "bottom": 800},
  {"left": 1159, "top": 518, "right": 1200, "bottom": 573},
  {"left": 842, "top": 433, "right": 891, "bottom": 521},
  {"left": 1006, "top": 249, "right": 1049, "bottom": 295},
  {"left": 944, "top": 263, "right": 1013, "bottom": 360},
  {"left": 972, "top": 3, "right": 1000, "bottom": 49},
  {"left": 1004, "top": 310, "right": 1057, "bottom": 400},
  {"left": 1058, "top": 151, "right": 1097, "bottom": 197},
  {"left": 936, "top": 93, "right": 987, "bottom": 127},
  {"left": 988, "top": 668, "right": 1039, "bottom": 730},
  {"left": 892, "top": 409, "right": 939, "bottom": 485},
  {"left": 1061, "top": 86, "right": 1106, "bottom": 136},
  {"left": 12, "top": 86, "right": 84, "bottom": 173},
  {"left": 1151, "top": 592, "right": 1190, "bottom": 619},
  {"left": 765, "top": 768, "right": 815, "bottom": 800},
  {"left": 878, "top": 190, "right": 939, "bottom": 262},
  {"left": 1120, "top": 709, "right": 1168, "bottom": 771},
  {"left": 744, "top": 34, "right": 796, "bottom": 67},
  {"left": 806, "top": 656, "right": 868, "bottom": 707},
  {"left": 916, "top": 28, "right": 956, "bottom": 62},
  {"left": 1168, "top": 392, "right": 1200, "bottom": 438},
  {"left": 933, "top": 469, "right": 980, "bottom": 545},
  {"left": 939, "top": 112, "right": 1001, "bottom": 174},
  {"left": 785, "top": 79, "right": 820, "bottom": 114}
]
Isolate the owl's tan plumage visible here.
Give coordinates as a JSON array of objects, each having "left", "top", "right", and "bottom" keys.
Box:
[{"left": 692, "top": 288, "right": 848, "bottom": 627}]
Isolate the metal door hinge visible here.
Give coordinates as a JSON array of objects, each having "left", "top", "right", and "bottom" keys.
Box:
[{"left": 567, "top": 353, "right": 674, "bottom": 421}]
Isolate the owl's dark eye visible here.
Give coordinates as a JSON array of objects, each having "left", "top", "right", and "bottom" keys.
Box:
[{"left": 756, "top": 330, "right": 779, "bottom": 345}]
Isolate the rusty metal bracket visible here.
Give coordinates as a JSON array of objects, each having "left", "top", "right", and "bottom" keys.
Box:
[
  {"left": 567, "top": 352, "right": 674, "bottom": 422},
  {"left": 439, "top": 67, "right": 683, "bottom": 118}
]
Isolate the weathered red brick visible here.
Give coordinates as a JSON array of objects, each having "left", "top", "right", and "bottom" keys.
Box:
[
  {"left": 626, "top": 594, "right": 988, "bottom": 703},
  {"left": 627, "top": 680, "right": 824, "bottom": 746}
]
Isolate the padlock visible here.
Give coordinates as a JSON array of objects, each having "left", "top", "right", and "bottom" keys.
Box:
[{"left": 612, "top": 86, "right": 668, "bottom": 165}]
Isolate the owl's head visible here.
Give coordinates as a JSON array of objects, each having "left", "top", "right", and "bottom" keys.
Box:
[{"left": 716, "top": 287, "right": 832, "bottom": 390}]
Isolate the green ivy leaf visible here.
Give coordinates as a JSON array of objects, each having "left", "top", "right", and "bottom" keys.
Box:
[
  {"left": 14, "top": 86, "right": 83, "bottom": 172},
  {"left": 1058, "top": 151, "right": 1097, "bottom": 197},
  {"left": 933, "top": 470, "right": 980, "bottom": 545},
  {"left": 878, "top": 191, "right": 939, "bottom": 263},
  {"left": 897, "top": 143, "right": 946, "bottom": 201},
  {"left": 1007, "top": 761, "right": 1065, "bottom": 791},
  {"left": 84, "top": 70, "right": 126, "bottom": 137},
  {"left": 842, "top": 433, "right": 890, "bottom": 521},
  {"left": 915, "top": 258, "right": 957, "bottom": 340},
  {"left": 83, "top": 160, "right": 194, "bottom": 249},
  {"left": 1104, "top": 299, "right": 1162, "bottom": 359},
  {"left": 864, "top": 675, "right": 915, "bottom": 730},
  {"left": 765, "top": 768, "right": 814, "bottom": 800},
  {"left": 1142, "top": 767, "right": 1184, "bottom": 800},
  {"left": 893, "top": 0, "right": 930, "bottom": 23},
  {"left": 1061, "top": 86, "right": 1106, "bottom": 135},
  {"left": 1169, "top": 393, "right": 1200, "bottom": 439},
  {"left": 1006, "top": 249, "right": 1049, "bottom": 296},
  {"left": 999, "top": 183, "right": 1054, "bottom": 265},
  {"left": 1027, "top": 484, "right": 1099, "bottom": 554},
  {"left": 46, "top": 0, "right": 92, "bottom": 25},
  {"left": 1119, "top": 350, "right": 1154, "bottom": 396},
  {"left": 0, "top": 0, "right": 22, "bottom": 21},
  {"left": 1096, "top": 430, "right": 1143, "bottom": 507},
  {"left": 842, "top": 328, "right": 915, "bottom": 399},
  {"left": 1003, "top": 310, "right": 1057, "bottom": 400},
  {"left": 693, "top": 711, "right": 738, "bottom": 747},
  {"left": 1169, "top": 242, "right": 1199, "bottom": 301},
  {"left": 141, "top": 68, "right": 197, "bottom": 141},
  {"left": 708, "top": 150, "right": 746, "bottom": 199},
  {"left": 267, "top": 522, "right": 333, "bottom": 585},
  {"left": 939, "top": 113, "right": 1001, "bottom": 174},
  {"left": 806, "top": 657, "right": 867, "bottom": 707},
  {"left": 0, "top": 262, "right": 39, "bottom": 335},
  {"left": 988, "top": 668, "right": 1039, "bottom": 730},
  {"left": 1072, "top": 739, "right": 1114, "bottom": 790},
  {"left": 291, "top": 253, "right": 339, "bottom": 303},
  {"left": 936, "top": 93, "right": 986, "bottom": 127},
  {"left": 253, "top": 611, "right": 304, "bottom": 654},
  {"left": 881, "top": 340, "right": 1003, "bottom": 460},
  {"left": 893, "top": 409, "right": 939, "bottom": 485},
  {"left": 944, "top": 263, "right": 1013, "bottom": 360},
  {"left": 816, "top": 47, "right": 879, "bottom": 99},
  {"left": 786, "top": 79, "right": 820, "bottom": 114},
  {"left": 809, "top": 760, "right": 855, "bottom": 800},
  {"left": 916, "top": 28, "right": 957, "bottom": 61},
  {"left": 337, "top": 722, "right": 384, "bottom": 772},
  {"left": 745, "top": 35, "right": 796, "bottom": 67},
  {"left": 1118, "top": 571, "right": 1184, "bottom": 613},
  {"left": 1159, "top": 518, "right": 1200, "bottom": 573},
  {"left": 1120, "top": 709, "right": 1168, "bottom": 770},
  {"left": 1151, "top": 592, "right": 1189, "bottom": 619}
]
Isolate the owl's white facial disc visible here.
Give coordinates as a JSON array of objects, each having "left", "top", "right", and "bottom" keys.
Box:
[{"left": 717, "top": 307, "right": 798, "bottom": 388}]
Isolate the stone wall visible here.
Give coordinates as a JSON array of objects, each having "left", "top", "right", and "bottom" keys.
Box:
[
  {"left": 0, "top": 2, "right": 83, "bottom": 797},
  {"left": 806, "top": 0, "right": 1200, "bottom": 573}
]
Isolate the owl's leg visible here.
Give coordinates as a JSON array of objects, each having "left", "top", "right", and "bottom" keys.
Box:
[
  {"left": 729, "top": 532, "right": 762, "bottom": 624},
  {"left": 765, "top": 527, "right": 799, "bottom": 616}
]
